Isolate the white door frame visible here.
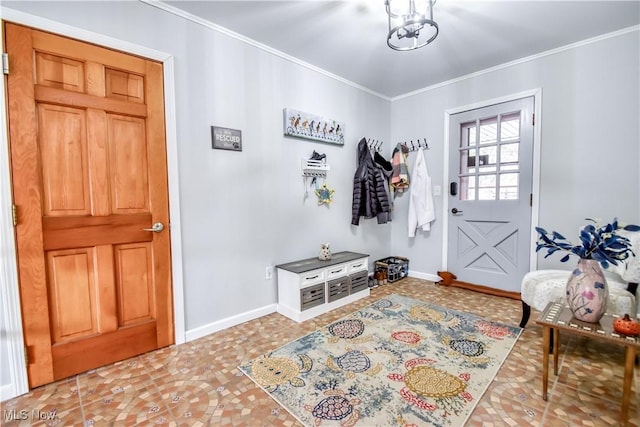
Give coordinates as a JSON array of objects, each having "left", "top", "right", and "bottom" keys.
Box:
[
  {"left": 0, "top": 8, "right": 186, "bottom": 400},
  {"left": 442, "top": 89, "right": 542, "bottom": 276}
]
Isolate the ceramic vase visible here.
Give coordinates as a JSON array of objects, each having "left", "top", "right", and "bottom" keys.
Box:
[{"left": 565, "top": 258, "right": 609, "bottom": 322}]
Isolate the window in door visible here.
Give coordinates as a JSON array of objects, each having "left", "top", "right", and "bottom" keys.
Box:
[{"left": 458, "top": 111, "right": 521, "bottom": 201}]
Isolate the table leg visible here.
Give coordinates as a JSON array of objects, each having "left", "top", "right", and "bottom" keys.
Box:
[
  {"left": 542, "top": 326, "right": 550, "bottom": 401},
  {"left": 620, "top": 346, "right": 636, "bottom": 425},
  {"left": 553, "top": 328, "right": 559, "bottom": 376}
]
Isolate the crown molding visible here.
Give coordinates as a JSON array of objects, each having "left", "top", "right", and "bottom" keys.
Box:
[
  {"left": 140, "top": 0, "right": 392, "bottom": 101},
  {"left": 392, "top": 25, "right": 640, "bottom": 101}
]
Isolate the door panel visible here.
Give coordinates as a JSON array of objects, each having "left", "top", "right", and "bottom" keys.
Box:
[
  {"left": 448, "top": 97, "right": 534, "bottom": 292},
  {"left": 108, "top": 114, "right": 149, "bottom": 212},
  {"left": 35, "top": 52, "right": 85, "bottom": 91},
  {"left": 47, "top": 248, "right": 99, "bottom": 342},
  {"left": 5, "top": 22, "right": 173, "bottom": 388},
  {"left": 105, "top": 68, "right": 145, "bottom": 102},
  {"left": 38, "top": 104, "right": 90, "bottom": 215},
  {"left": 115, "top": 243, "right": 154, "bottom": 325}
]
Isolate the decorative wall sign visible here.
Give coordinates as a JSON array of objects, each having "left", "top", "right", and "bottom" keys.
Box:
[
  {"left": 211, "top": 126, "right": 242, "bottom": 151},
  {"left": 283, "top": 108, "right": 344, "bottom": 145}
]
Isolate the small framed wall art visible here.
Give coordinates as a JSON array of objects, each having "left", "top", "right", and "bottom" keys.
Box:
[
  {"left": 283, "top": 108, "right": 344, "bottom": 145},
  {"left": 211, "top": 126, "right": 242, "bottom": 151}
]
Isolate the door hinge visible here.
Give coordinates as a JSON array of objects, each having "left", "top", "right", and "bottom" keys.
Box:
[
  {"left": 2, "top": 53, "right": 9, "bottom": 75},
  {"left": 532, "top": 113, "right": 535, "bottom": 126},
  {"left": 24, "top": 346, "right": 29, "bottom": 365},
  {"left": 529, "top": 193, "right": 533, "bottom": 207},
  {"left": 12, "top": 204, "right": 17, "bottom": 227}
]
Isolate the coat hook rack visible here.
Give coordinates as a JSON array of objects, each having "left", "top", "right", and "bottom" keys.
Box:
[
  {"left": 401, "top": 138, "right": 429, "bottom": 152},
  {"left": 366, "top": 138, "right": 383, "bottom": 152}
]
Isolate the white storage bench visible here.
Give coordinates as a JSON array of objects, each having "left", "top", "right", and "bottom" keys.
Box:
[{"left": 276, "top": 251, "right": 369, "bottom": 322}]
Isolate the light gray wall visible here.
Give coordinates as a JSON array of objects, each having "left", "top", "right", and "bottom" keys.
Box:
[
  {"left": 0, "top": 2, "right": 391, "bottom": 331},
  {"left": 390, "top": 30, "right": 640, "bottom": 276}
]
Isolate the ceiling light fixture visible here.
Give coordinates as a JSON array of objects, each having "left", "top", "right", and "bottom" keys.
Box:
[{"left": 385, "top": 0, "right": 439, "bottom": 51}]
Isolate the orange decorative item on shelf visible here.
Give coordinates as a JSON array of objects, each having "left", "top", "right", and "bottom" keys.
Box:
[{"left": 613, "top": 314, "right": 640, "bottom": 336}]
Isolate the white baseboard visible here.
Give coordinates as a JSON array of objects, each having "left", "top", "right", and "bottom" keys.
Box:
[
  {"left": 186, "top": 271, "right": 439, "bottom": 342},
  {"left": 408, "top": 270, "right": 441, "bottom": 282},
  {"left": 185, "top": 304, "right": 278, "bottom": 342}
]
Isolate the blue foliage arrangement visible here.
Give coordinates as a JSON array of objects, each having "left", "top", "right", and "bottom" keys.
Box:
[{"left": 535, "top": 218, "right": 640, "bottom": 268}]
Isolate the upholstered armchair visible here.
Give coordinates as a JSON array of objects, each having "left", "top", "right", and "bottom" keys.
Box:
[{"left": 520, "top": 230, "right": 640, "bottom": 328}]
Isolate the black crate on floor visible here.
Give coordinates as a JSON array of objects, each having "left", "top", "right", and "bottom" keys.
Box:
[{"left": 375, "top": 256, "right": 409, "bottom": 283}]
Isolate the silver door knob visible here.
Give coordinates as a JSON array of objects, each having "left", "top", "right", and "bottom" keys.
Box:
[
  {"left": 451, "top": 208, "right": 463, "bottom": 214},
  {"left": 143, "top": 222, "right": 165, "bottom": 233}
]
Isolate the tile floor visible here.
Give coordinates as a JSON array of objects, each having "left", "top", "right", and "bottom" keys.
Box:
[{"left": 1, "top": 277, "right": 638, "bottom": 426}]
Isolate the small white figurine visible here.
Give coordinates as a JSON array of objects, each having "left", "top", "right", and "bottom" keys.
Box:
[{"left": 318, "top": 243, "right": 332, "bottom": 261}]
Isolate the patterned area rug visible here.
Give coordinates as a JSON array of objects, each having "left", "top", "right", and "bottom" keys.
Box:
[{"left": 239, "top": 294, "right": 521, "bottom": 427}]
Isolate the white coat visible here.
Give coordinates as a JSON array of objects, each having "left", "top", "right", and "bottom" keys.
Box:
[{"left": 408, "top": 149, "right": 435, "bottom": 237}]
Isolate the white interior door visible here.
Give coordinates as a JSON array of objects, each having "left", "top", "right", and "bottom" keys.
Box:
[{"left": 447, "top": 97, "right": 534, "bottom": 292}]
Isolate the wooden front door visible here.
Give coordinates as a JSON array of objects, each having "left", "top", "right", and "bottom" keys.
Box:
[{"left": 5, "top": 23, "right": 174, "bottom": 388}]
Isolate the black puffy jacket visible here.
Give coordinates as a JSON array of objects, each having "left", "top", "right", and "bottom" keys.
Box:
[{"left": 351, "top": 138, "right": 391, "bottom": 225}]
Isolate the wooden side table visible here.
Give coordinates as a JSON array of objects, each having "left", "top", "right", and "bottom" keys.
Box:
[{"left": 536, "top": 302, "right": 640, "bottom": 425}]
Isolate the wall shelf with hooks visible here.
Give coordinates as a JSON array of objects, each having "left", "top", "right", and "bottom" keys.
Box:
[{"left": 302, "top": 159, "right": 330, "bottom": 178}]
